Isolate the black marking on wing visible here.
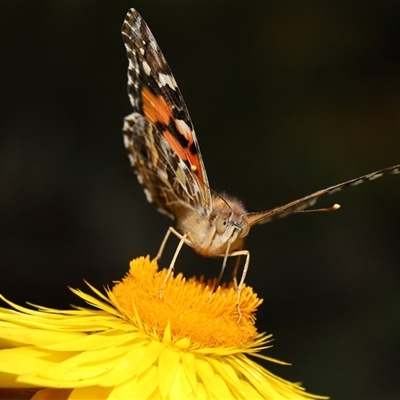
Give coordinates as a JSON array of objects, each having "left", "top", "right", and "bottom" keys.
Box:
[{"left": 189, "top": 142, "right": 198, "bottom": 155}]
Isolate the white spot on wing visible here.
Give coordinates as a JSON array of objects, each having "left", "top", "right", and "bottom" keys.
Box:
[
  {"left": 369, "top": 173, "right": 383, "bottom": 180},
  {"left": 150, "top": 40, "right": 157, "bottom": 51},
  {"left": 175, "top": 119, "right": 191, "bottom": 136},
  {"left": 127, "top": 153, "right": 135, "bottom": 165},
  {"left": 158, "top": 73, "right": 177, "bottom": 88},
  {"left": 350, "top": 179, "right": 363, "bottom": 186},
  {"left": 157, "top": 169, "right": 168, "bottom": 181},
  {"left": 144, "top": 188, "right": 153, "bottom": 203},
  {"left": 142, "top": 60, "right": 151, "bottom": 76},
  {"left": 176, "top": 160, "right": 187, "bottom": 186},
  {"left": 123, "top": 133, "right": 131, "bottom": 147},
  {"left": 136, "top": 173, "right": 144, "bottom": 184}
]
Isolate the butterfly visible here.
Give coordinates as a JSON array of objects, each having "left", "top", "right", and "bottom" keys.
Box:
[{"left": 121, "top": 8, "right": 400, "bottom": 317}]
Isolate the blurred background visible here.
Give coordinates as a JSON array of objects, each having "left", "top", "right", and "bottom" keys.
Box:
[{"left": 1, "top": 1, "right": 400, "bottom": 398}]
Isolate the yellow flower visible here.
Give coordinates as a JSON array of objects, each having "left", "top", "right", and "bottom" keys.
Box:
[{"left": 0, "top": 256, "right": 327, "bottom": 399}]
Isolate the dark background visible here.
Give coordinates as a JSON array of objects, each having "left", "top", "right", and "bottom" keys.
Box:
[{"left": 1, "top": 2, "right": 400, "bottom": 399}]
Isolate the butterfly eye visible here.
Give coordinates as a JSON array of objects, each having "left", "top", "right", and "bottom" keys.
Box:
[
  {"left": 238, "top": 220, "right": 250, "bottom": 238},
  {"left": 215, "top": 215, "right": 228, "bottom": 235}
]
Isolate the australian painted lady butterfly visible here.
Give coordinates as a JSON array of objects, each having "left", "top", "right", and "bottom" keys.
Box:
[{"left": 121, "top": 8, "right": 400, "bottom": 317}]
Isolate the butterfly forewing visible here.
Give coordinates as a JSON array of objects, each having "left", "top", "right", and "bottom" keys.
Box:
[{"left": 122, "top": 9, "right": 211, "bottom": 219}]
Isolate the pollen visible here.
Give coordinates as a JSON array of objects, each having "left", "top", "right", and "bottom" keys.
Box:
[{"left": 111, "top": 256, "right": 262, "bottom": 348}]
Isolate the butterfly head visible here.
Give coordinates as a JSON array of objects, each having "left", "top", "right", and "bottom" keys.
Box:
[{"left": 178, "top": 193, "right": 250, "bottom": 257}]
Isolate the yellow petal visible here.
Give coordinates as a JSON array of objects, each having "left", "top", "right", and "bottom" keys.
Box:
[
  {"left": 0, "top": 347, "right": 69, "bottom": 376},
  {"left": 69, "top": 385, "right": 113, "bottom": 399},
  {"left": 19, "top": 373, "right": 103, "bottom": 389},
  {"left": 238, "top": 380, "right": 266, "bottom": 399},
  {"left": 195, "top": 382, "right": 209, "bottom": 399},
  {"left": 169, "top": 363, "right": 193, "bottom": 399},
  {"left": 100, "top": 346, "right": 146, "bottom": 387},
  {"left": 137, "top": 340, "right": 165, "bottom": 376},
  {"left": 179, "top": 351, "right": 197, "bottom": 392},
  {"left": 45, "top": 331, "right": 132, "bottom": 351},
  {"left": 109, "top": 365, "right": 158, "bottom": 399},
  {"left": 31, "top": 388, "right": 72, "bottom": 400},
  {"left": 195, "top": 357, "right": 219, "bottom": 397},
  {"left": 37, "top": 356, "right": 119, "bottom": 382},
  {"left": 213, "top": 373, "right": 235, "bottom": 399},
  {"left": 208, "top": 357, "right": 241, "bottom": 387},
  {"left": 158, "top": 346, "right": 180, "bottom": 398},
  {"left": 0, "top": 326, "right": 85, "bottom": 348}
]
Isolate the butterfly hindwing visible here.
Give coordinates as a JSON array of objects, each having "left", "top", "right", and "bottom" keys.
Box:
[{"left": 123, "top": 112, "right": 210, "bottom": 218}]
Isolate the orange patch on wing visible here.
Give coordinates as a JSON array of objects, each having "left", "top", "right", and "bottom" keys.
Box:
[
  {"left": 163, "top": 128, "right": 206, "bottom": 189},
  {"left": 141, "top": 87, "right": 206, "bottom": 189},
  {"left": 142, "top": 87, "right": 172, "bottom": 125},
  {"left": 173, "top": 119, "right": 204, "bottom": 184},
  {"left": 186, "top": 148, "right": 204, "bottom": 183},
  {"left": 163, "top": 130, "right": 187, "bottom": 161}
]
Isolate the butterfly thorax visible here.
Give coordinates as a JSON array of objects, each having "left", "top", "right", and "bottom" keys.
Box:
[{"left": 177, "top": 193, "right": 250, "bottom": 257}]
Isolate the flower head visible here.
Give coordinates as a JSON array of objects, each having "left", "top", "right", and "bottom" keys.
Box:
[{"left": 0, "top": 256, "right": 327, "bottom": 399}]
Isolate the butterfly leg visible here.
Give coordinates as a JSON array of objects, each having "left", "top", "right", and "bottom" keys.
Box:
[
  {"left": 155, "top": 227, "right": 173, "bottom": 261},
  {"left": 214, "top": 241, "right": 233, "bottom": 290},
  {"left": 228, "top": 249, "right": 250, "bottom": 323},
  {"left": 155, "top": 226, "right": 191, "bottom": 259},
  {"left": 231, "top": 255, "right": 242, "bottom": 289},
  {"left": 157, "top": 227, "right": 190, "bottom": 298},
  {"left": 163, "top": 230, "right": 189, "bottom": 283},
  {"left": 215, "top": 263, "right": 226, "bottom": 291}
]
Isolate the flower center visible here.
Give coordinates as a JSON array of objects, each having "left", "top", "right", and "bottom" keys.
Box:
[{"left": 111, "top": 256, "right": 263, "bottom": 348}]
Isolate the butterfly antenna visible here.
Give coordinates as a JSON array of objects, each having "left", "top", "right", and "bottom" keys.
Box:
[{"left": 295, "top": 203, "right": 341, "bottom": 214}]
